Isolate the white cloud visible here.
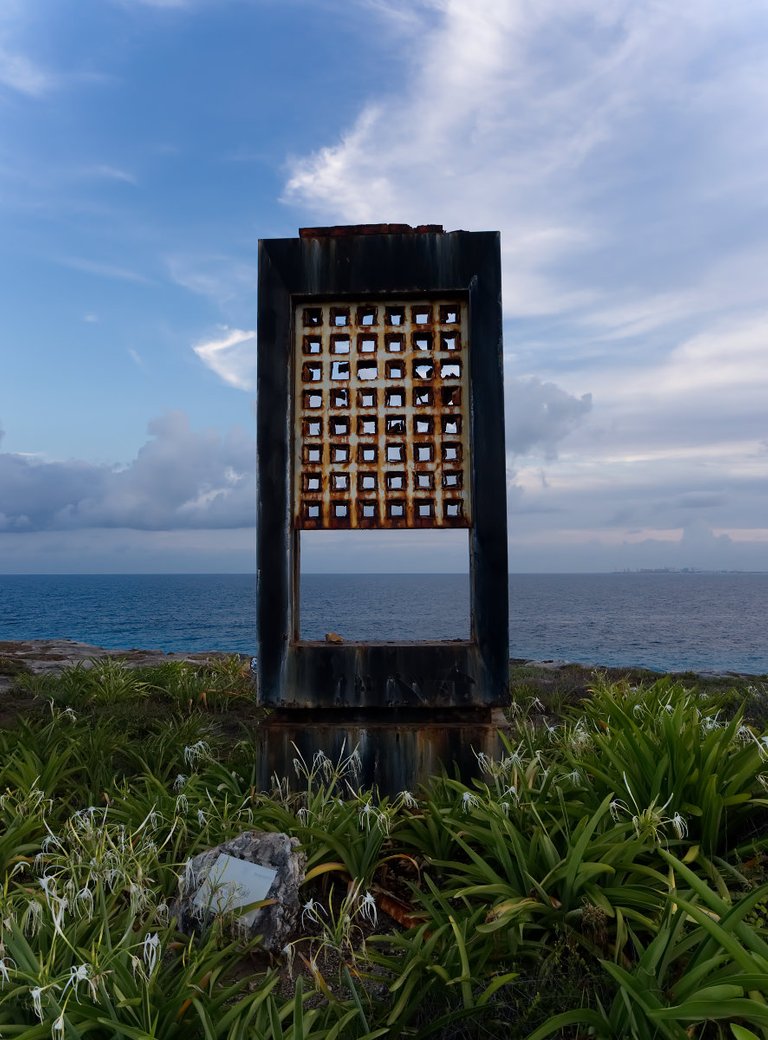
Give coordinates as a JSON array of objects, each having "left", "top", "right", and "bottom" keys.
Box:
[
  {"left": 0, "top": 45, "right": 56, "bottom": 96},
  {"left": 193, "top": 327, "right": 256, "bottom": 391}
]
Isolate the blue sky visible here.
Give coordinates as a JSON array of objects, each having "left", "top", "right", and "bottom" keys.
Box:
[{"left": 1, "top": 0, "right": 767, "bottom": 573}]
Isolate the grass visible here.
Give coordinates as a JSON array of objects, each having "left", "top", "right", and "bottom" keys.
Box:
[{"left": 0, "top": 659, "right": 767, "bottom": 1037}]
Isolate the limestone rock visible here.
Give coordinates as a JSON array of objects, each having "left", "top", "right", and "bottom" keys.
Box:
[{"left": 175, "top": 830, "right": 305, "bottom": 951}]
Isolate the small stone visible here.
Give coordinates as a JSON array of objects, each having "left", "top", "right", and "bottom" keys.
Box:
[
  {"left": 325, "top": 632, "right": 344, "bottom": 644},
  {"left": 174, "top": 831, "right": 305, "bottom": 951}
]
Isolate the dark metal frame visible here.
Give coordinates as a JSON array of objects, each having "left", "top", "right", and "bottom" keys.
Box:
[{"left": 257, "top": 228, "right": 508, "bottom": 709}]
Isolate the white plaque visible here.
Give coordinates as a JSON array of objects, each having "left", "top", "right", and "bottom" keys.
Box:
[{"left": 193, "top": 854, "right": 277, "bottom": 926}]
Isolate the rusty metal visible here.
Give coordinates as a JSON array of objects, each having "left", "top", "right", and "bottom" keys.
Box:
[
  {"left": 257, "top": 226, "right": 508, "bottom": 713},
  {"left": 294, "top": 298, "right": 471, "bottom": 530},
  {"left": 299, "top": 223, "right": 444, "bottom": 239}
]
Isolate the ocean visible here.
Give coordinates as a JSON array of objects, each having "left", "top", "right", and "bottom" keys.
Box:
[{"left": 0, "top": 572, "right": 766, "bottom": 675}]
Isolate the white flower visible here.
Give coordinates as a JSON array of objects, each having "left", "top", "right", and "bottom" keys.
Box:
[
  {"left": 175, "top": 794, "right": 189, "bottom": 816},
  {"left": 50, "top": 896, "right": 68, "bottom": 937},
  {"left": 173, "top": 774, "right": 188, "bottom": 791},
  {"left": 21, "top": 900, "right": 43, "bottom": 937},
  {"left": 75, "top": 886, "right": 94, "bottom": 921},
  {"left": 62, "top": 963, "right": 91, "bottom": 1001},
  {"left": 296, "top": 807, "right": 311, "bottom": 825},
  {"left": 358, "top": 890, "right": 377, "bottom": 927},
  {"left": 462, "top": 791, "right": 479, "bottom": 813},
  {"left": 671, "top": 813, "right": 688, "bottom": 839},
  {"left": 30, "top": 986, "right": 44, "bottom": 1021},
  {"left": 61, "top": 707, "right": 77, "bottom": 723},
  {"left": 0, "top": 957, "right": 13, "bottom": 986},
  {"left": 531, "top": 697, "right": 545, "bottom": 712},
  {"left": 301, "top": 898, "right": 326, "bottom": 927},
  {"left": 348, "top": 748, "right": 363, "bottom": 777},
  {"left": 183, "top": 741, "right": 211, "bottom": 768},
  {"left": 52, "top": 1012, "right": 65, "bottom": 1039},
  {"left": 197, "top": 809, "right": 208, "bottom": 828},
  {"left": 397, "top": 790, "right": 418, "bottom": 809},
  {"left": 142, "top": 933, "right": 160, "bottom": 974}
]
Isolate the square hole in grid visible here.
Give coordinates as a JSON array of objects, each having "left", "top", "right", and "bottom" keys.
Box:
[
  {"left": 387, "top": 499, "right": 406, "bottom": 519},
  {"left": 357, "top": 416, "right": 377, "bottom": 436},
  {"left": 386, "top": 443, "right": 405, "bottom": 463},
  {"left": 302, "top": 473, "right": 322, "bottom": 493},
  {"left": 357, "top": 360, "right": 378, "bottom": 381},
  {"left": 440, "top": 360, "right": 461, "bottom": 380},
  {"left": 441, "top": 415, "right": 461, "bottom": 435},
  {"left": 442, "top": 442, "right": 462, "bottom": 463},
  {"left": 385, "top": 334, "right": 404, "bottom": 353},
  {"left": 302, "top": 362, "right": 323, "bottom": 383},
  {"left": 386, "top": 359, "right": 405, "bottom": 380},
  {"left": 331, "top": 335, "right": 351, "bottom": 354},
  {"left": 302, "top": 445, "right": 322, "bottom": 464},
  {"left": 415, "top": 442, "right": 434, "bottom": 462},
  {"left": 357, "top": 499, "right": 378, "bottom": 522},
  {"left": 358, "top": 389, "right": 377, "bottom": 409},
  {"left": 413, "top": 388, "right": 433, "bottom": 407},
  {"left": 356, "top": 306, "right": 378, "bottom": 327},
  {"left": 331, "top": 360, "right": 350, "bottom": 381},
  {"left": 358, "top": 335, "right": 378, "bottom": 354},
  {"left": 331, "top": 472, "right": 349, "bottom": 492},
  {"left": 442, "top": 470, "right": 463, "bottom": 489},
  {"left": 330, "top": 307, "right": 350, "bottom": 327},
  {"left": 439, "top": 305, "right": 460, "bottom": 324},
  {"left": 302, "top": 307, "right": 322, "bottom": 327},
  {"left": 413, "top": 360, "right": 435, "bottom": 381},
  {"left": 411, "top": 305, "right": 432, "bottom": 325},
  {"left": 414, "top": 471, "right": 434, "bottom": 490},
  {"left": 302, "top": 418, "right": 323, "bottom": 438},
  {"left": 331, "top": 444, "right": 350, "bottom": 464},
  {"left": 358, "top": 444, "right": 378, "bottom": 463},
  {"left": 415, "top": 498, "right": 435, "bottom": 519},
  {"left": 302, "top": 390, "right": 323, "bottom": 409},
  {"left": 331, "top": 389, "right": 350, "bottom": 408},
  {"left": 298, "top": 530, "right": 471, "bottom": 642},
  {"left": 385, "top": 415, "right": 406, "bottom": 435},
  {"left": 385, "top": 388, "right": 405, "bottom": 408},
  {"left": 441, "top": 386, "right": 461, "bottom": 407},
  {"left": 440, "top": 332, "right": 460, "bottom": 351},
  {"left": 358, "top": 471, "right": 378, "bottom": 492},
  {"left": 385, "top": 306, "right": 405, "bottom": 326},
  {"left": 413, "top": 331, "right": 432, "bottom": 352},
  {"left": 414, "top": 416, "right": 433, "bottom": 435},
  {"left": 330, "top": 417, "right": 349, "bottom": 437},
  {"left": 386, "top": 471, "right": 406, "bottom": 490},
  {"left": 303, "top": 335, "right": 322, "bottom": 355}
]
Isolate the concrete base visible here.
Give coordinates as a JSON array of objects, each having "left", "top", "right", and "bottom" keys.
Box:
[{"left": 254, "top": 707, "right": 511, "bottom": 794}]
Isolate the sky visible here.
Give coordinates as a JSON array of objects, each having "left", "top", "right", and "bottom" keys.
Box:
[{"left": 0, "top": 0, "right": 766, "bottom": 574}]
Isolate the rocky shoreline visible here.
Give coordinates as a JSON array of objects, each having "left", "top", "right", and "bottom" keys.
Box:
[{"left": 0, "top": 639, "right": 762, "bottom": 700}]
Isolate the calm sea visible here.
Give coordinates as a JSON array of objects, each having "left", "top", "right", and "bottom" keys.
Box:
[{"left": 0, "top": 573, "right": 766, "bottom": 675}]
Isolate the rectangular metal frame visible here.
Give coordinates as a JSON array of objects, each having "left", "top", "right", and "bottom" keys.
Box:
[{"left": 257, "top": 227, "right": 508, "bottom": 708}]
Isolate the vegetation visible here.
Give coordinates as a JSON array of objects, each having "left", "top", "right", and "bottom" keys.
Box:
[{"left": 0, "top": 659, "right": 768, "bottom": 1037}]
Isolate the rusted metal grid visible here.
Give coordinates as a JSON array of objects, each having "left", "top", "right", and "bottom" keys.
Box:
[{"left": 293, "top": 298, "right": 471, "bottom": 530}]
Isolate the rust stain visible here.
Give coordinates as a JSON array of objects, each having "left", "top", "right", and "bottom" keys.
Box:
[
  {"left": 299, "top": 223, "right": 444, "bottom": 239},
  {"left": 293, "top": 297, "right": 471, "bottom": 530}
]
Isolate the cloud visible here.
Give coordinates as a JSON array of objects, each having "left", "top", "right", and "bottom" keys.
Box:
[
  {"left": 193, "top": 328, "right": 256, "bottom": 391},
  {"left": 0, "top": 412, "right": 256, "bottom": 532},
  {"left": 0, "top": 45, "right": 56, "bottom": 96},
  {"left": 506, "top": 378, "right": 592, "bottom": 457},
  {"left": 58, "top": 257, "right": 154, "bottom": 285},
  {"left": 84, "top": 164, "right": 138, "bottom": 186},
  {"left": 166, "top": 253, "right": 258, "bottom": 310}
]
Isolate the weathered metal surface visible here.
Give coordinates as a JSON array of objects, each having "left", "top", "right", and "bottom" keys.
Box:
[
  {"left": 299, "top": 223, "right": 444, "bottom": 239},
  {"left": 257, "top": 227, "right": 508, "bottom": 710},
  {"left": 254, "top": 707, "right": 511, "bottom": 795},
  {"left": 294, "top": 298, "right": 471, "bottom": 530}
]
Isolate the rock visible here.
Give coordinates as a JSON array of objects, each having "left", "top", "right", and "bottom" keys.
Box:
[
  {"left": 325, "top": 632, "right": 344, "bottom": 644},
  {"left": 175, "top": 830, "right": 305, "bottom": 951}
]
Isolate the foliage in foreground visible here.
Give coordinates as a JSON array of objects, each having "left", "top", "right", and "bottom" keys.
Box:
[{"left": 1, "top": 661, "right": 768, "bottom": 1037}]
